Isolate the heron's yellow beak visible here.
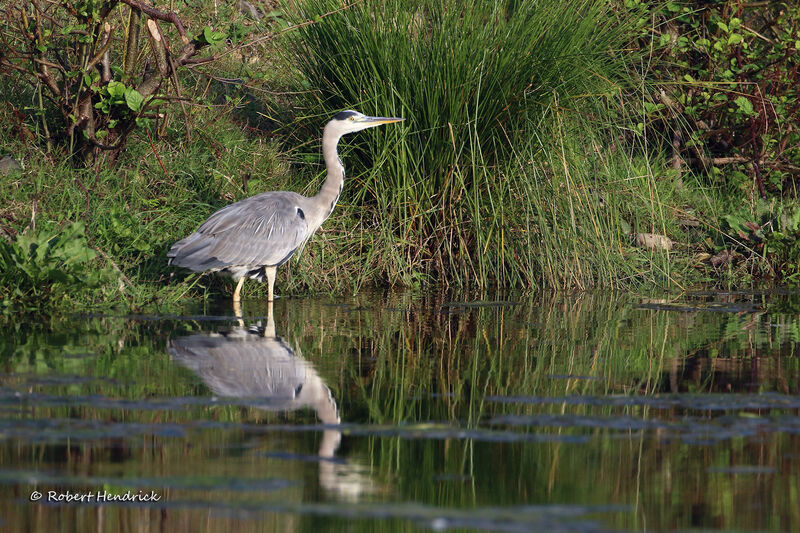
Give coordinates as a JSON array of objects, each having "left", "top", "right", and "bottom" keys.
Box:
[{"left": 361, "top": 116, "right": 405, "bottom": 125}]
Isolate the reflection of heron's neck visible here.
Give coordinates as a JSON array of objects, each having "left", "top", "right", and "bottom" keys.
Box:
[
  {"left": 234, "top": 299, "right": 244, "bottom": 325},
  {"left": 319, "top": 429, "right": 341, "bottom": 458},
  {"left": 313, "top": 383, "right": 340, "bottom": 458}
]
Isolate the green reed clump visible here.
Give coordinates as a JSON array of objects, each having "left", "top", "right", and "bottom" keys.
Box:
[
  {"left": 289, "top": 0, "right": 677, "bottom": 289},
  {"left": 506, "top": 113, "right": 684, "bottom": 289}
]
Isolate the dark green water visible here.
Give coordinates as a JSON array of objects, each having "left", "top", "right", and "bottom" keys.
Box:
[{"left": 1, "top": 292, "right": 799, "bottom": 532}]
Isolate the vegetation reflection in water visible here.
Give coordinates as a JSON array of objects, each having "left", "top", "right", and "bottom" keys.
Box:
[{"left": 0, "top": 292, "right": 798, "bottom": 532}]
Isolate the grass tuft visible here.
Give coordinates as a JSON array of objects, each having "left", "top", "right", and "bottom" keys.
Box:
[{"left": 288, "top": 0, "right": 682, "bottom": 289}]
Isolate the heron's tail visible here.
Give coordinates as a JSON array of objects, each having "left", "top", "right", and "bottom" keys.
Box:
[{"left": 167, "top": 233, "right": 228, "bottom": 271}]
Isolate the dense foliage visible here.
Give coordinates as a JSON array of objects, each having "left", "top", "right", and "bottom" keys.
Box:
[
  {"left": 642, "top": 0, "right": 800, "bottom": 280},
  {"left": 0, "top": 0, "right": 227, "bottom": 160},
  {"left": 646, "top": 1, "right": 800, "bottom": 198}
]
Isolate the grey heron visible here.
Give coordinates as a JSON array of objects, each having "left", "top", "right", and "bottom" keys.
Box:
[{"left": 167, "top": 110, "right": 403, "bottom": 303}]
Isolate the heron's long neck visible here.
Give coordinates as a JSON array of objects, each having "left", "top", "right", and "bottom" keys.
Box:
[{"left": 313, "top": 132, "right": 345, "bottom": 225}]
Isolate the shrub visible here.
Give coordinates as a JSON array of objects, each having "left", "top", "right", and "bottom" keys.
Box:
[
  {"left": 647, "top": 1, "right": 800, "bottom": 199},
  {"left": 0, "top": 0, "right": 226, "bottom": 161}
]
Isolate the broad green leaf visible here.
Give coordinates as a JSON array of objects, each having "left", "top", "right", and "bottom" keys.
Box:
[
  {"left": 203, "top": 26, "right": 225, "bottom": 45},
  {"left": 124, "top": 87, "right": 144, "bottom": 112},
  {"left": 106, "top": 81, "right": 126, "bottom": 99},
  {"left": 733, "top": 96, "right": 756, "bottom": 117}
]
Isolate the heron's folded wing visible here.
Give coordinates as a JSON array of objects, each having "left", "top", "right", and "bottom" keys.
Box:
[{"left": 186, "top": 193, "right": 309, "bottom": 268}]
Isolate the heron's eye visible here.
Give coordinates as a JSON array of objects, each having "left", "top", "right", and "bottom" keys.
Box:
[{"left": 349, "top": 116, "right": 355, "bottom": 121}]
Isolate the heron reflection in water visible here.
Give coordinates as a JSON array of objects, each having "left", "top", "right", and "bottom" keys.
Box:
[{"left": 168, "top": 305, "right": 347, "bottom": 487}]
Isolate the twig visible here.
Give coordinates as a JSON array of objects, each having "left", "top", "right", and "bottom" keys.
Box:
[
  {"left": 146, "top": 128, "right": 168, "bottom": 177},
  {"left": 37, "top": 83, "right": 52, "bottom": 152},
  {"left": 29, "top": 190, "right": 38, "bottom": 233},
  {"left": 181, "top": 55, "right": 217, "bottom": 66},
  {"left": 710, "top": 156, "right": 749, "bottom": 165},
  {"left": 32, "top": 58, "right": 65, "bottom": 71},
  {"left": 31, "top": 1, "right": 61, "bottom": 96},
  {"left": 82, "top": 23, "right": 116, "bottom": 78},
  {"left": 94, "top": 246, "right": 135, "bottom": 293},
  {"left": 87, "top": 134, "right": 122, "bottom": 151},
  {"left": 741, "top": 24, "right": 773, "bottom": 44},
  {"left": 72, "top": 177, "right": 91, "bottom": 221},
  {"left": 167, "top": 53, "right": 192, "bottom": 142}
]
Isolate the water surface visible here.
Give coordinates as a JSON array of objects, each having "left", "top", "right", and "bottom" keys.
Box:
[{"left": 1, "top": 292, "right": 799, "bottom": 532}]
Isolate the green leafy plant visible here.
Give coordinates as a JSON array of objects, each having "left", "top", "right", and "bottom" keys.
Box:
[
  {"left": 197, "top": 26, "right": 226, "bottom": 48},
  {"left": 646, "top": 1, "right": 800, "bottom": 198},
  {"left": 92, "top": 206, "right": 154, "bottom": 257},
  {"left": 716, "top": 200, "right": 800, "bottom": 282},
  {"left": 0, "top": 222, "right": 109, "bottom": 314}
]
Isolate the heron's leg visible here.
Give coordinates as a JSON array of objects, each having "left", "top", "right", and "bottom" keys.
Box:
[
  {"left": 265, "top": 265, "right": 277, "bottom": 302},
  {"left": 233, "top": 277, "right": 245, "bottom": 304}
]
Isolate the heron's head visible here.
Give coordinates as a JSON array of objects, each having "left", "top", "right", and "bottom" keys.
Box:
[{"left": 325, "top": 110, "right": 404, "bottom": 138}]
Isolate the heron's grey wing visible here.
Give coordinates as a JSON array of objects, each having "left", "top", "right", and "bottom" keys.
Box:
[{"left": 170, "top": 192, "right": 309, "bottom": 270}]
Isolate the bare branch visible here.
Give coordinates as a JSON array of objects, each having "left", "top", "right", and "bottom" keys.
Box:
[
  {"left": 710, "top": 156, "right": 749, "bottom": 165},
  {"left": 123, "top": 8, "right": 140, "bottom": 78},
  {"left": 146, "top": 19, "right": 169, "bottom": 76},
  {"left": 220, "top": 0, "right": 362, "bottom": 60},
  {"left": 33, "top": 58, "right": 65, "bottom": 71},
  {"left": 31, "top": 1, "right": 61, "bottom": 96},
  {"left": 167, "top": 53, "right": 191, "bottom": 142},
  {"left": 118, "top": 0, "right": 189, "bottom": 44},
  {"left": 100, "top": 22, "right": 112, "bottom": 82},
  {"left": 84, "top": 23, "right": 116, "bottom": 75},
  {"left": 136, "top": 73, "right": 163, "bottom": 99}
]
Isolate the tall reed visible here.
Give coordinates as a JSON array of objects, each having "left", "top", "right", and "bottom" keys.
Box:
[{"left": 289, "top": 0, "right": 674, "bottom": 289}]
